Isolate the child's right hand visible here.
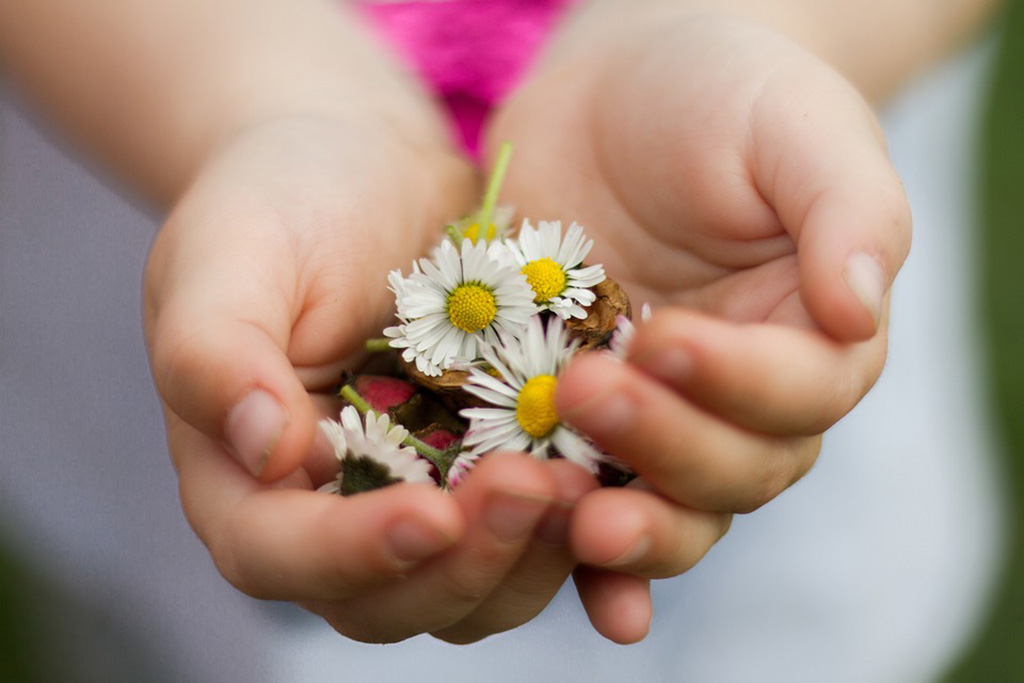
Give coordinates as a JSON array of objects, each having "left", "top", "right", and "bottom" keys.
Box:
[{"left": 143, "top": 114, "right": 599, "bottom": 644}]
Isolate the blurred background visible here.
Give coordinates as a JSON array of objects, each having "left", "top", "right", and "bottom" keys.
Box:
[
  {"left": 943, "top": 1, "right": 1024, "bottom": 679},
  {"left": 0, "top": 4, "right": 1020, "bottom": 682}
]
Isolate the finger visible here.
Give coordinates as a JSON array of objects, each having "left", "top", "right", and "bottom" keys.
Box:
[
  {"left": 305, "top": 392, "right": 348, "bottom": 486},
  {"left": 314, "top": 453, "right": 559, "bottom": 643},
  {"left": 556, "top": 353, "right": 821, "bottom": 513},
  {"left": 752, "top": 76, "right": 912, "bottom": 341},
  {"left": 570, "top": 484, "right": 731, "bottom": 578},
  {"left": 169, "top": 414, "right": 465, "bottom": 601},
  {"left": 432, "top": 459, "right": 600, "bottom": 644},
  {"left": 626, "top": 308, "right": 887, "bottom": 435},
  {"left": 145, "top": 202, "right": 317, "bottom": 482},
  {"left": 573, "top": 566, "right": 652, "bottom": 645}
]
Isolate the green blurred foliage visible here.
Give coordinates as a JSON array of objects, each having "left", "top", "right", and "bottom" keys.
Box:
[
  {"left": 943, "top": 2, "right": 1024, "bottom": 680},
  {"left": 0, "top": 544, "right": 44, "bottom": 682},
  {"left": 0, "top": 536, "right": 176, "bottom": 682}
]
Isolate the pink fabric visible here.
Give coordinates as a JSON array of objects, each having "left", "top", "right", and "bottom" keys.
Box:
[{"left": 358, "top": 0, "right": 578, "bottom": 157}]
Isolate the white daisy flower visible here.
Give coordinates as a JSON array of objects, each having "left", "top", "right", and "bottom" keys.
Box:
[
  {"left": 385, "top": 261, "right": 417, "bottom": 303},
  {"left": 608, "top": 302, "right": 652, "bottom": 360},
  {"left": 385, "top": 239, "right": 538, "bottom": 377},
  {"left": 318, "top": 405, "right": 433, "bottom": 495},
  {"left": 447, "top": 205, "right": 515, "bottom": 246},
  {"left": 445, "top": 452, "right": 480, "bottom": 490},
  {"left": 506, "top": 220, "right": 606, "bottom": 320},
  {"left": 459, "top": 316, "right": 607, "bottom": 473}
]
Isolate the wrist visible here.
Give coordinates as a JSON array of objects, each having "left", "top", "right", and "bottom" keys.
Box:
[{"left": 183, "top": 109, "right": 475, "bottom": 244}]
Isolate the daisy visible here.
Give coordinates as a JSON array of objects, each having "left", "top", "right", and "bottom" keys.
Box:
[
  {"left": 385, "top": 238, "right": 538, "bottom": 377},
  {"left": 459, "top": 316, "right": 607, "bottom": 473},
  {"left": 445, "top": 452, "right": 480, "bottom": 490},
  {"left": 318, "top": 405, "right": 433, "bottom": 495},
  {"left": 447, "top": 205, "right": 515, "bottom": 246},
  {"left": 608, "top": 302, "right": 652, "bottom": 360},
  {"left": 505, "top": 220, "right": 606, "bottom": 320}
]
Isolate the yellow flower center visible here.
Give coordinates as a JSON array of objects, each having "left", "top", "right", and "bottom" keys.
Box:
[
  {"left": 521, "top": 257, "right": 567, "bottom": 303},
  {"left": 516, "top": 374, "right": 559, "bottom": 438},
  {"left": 447, "top": 284, "right": 498, "bottom": 333},
  {"left": 463, "top": 222, "right": 497, "bottom": 244}
]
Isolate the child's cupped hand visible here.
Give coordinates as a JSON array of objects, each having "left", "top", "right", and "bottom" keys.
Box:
[
  {"left": 142, "top": 114, "right": 600, "bottom": 644},
  {"left": 485, "top": 8, "right": 911, "bottom": 641}
]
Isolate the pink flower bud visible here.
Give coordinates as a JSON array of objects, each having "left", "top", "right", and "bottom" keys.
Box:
[{"left": 353, "top": 375, "right": 417, "bottom": 412}]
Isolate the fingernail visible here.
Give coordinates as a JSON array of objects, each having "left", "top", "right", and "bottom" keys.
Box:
[
  {"left": 843, "top": 252, "right": 885, "bottom": 329},
  {"left": 633, "top": 346, "right": 693, "bottom": 384},
  {"left": 225, "top": 389, "right": 288, "bottom": 477},
  {"left": 607, "top": 534, "right": 652, "bottom": 568},
  {"left": 386, "top": 517, "right": 455, "bottom": 565},
  {"left": 485, "top": 492, "right": 549, "bottom": 542}
]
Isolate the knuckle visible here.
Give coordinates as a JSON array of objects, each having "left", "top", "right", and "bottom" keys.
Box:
[
  {"left": 742, "top": 439, "right": 807, "bottom": 513},
  {"left": 435, "top": 563, "right": 490, "bottom": 609},
  {"left": 149, "top": 312, "right": 203, "bottom": 400},
  {"left": 208, "top": 534, "right": 263, "bottom": 599},
  {"left": 178, "top": 493, "right": 259, "bottom": 597},
  {"left": 206, "top": 513, "right": 279, "bottom": 601},
  {"left": 814, "top": 345, "right": 887, "bottom": 433},
  {"left": 647, "top": 546, "right": 699, "bottom": 579},
  {"left": 647, "top": 511, "right": 732, "bottom": 579}
]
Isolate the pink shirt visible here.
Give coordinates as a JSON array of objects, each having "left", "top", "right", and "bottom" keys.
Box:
[{"left": 358, "top": 0, "right": 578, "bottom": 156}]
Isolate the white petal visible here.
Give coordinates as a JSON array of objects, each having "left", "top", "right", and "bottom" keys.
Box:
[
  {"left": 548, "top": 298, "right": 588, "bottom": 320},
  {"left": 567, "top": 264, "right": 605, "bottom": 288},
  {"left": 539, "top": 221, "right": 564, "bottom": 260},
  {"left": 340, "top": 406, "right": 363, "bottom": 431},
  {"left": 431, "top": 241, "right": 463, "bottom": 291},
  {"left": 557, "top": 222, "right": 590, "bottom": 268},
  {"left": 463, "top": 381, "right": 518, "bottom": 408},
  {"left": 318, "top": 419, "right": 348, "bottom": 460},
  {"left": 387, "top": 450, "right": 434, "bottom": 484},
  {"left": 465, "top": 371, "right": 520, "bottom": 403},
  {"left": 560, "top": 287, "right": 597, "bottom": 306},
  {"left": 516, "top": 221, "right": 543, "bottom": 261},
  {"left": 317, "top": 480, "right": 342, "bottom": 495},
  {"left": 416, "top": 354, "right": 443, "bottom": 377},
  {"left": 551, "top": 428, "right": 603, "bottom": 473},
  {"left": 461, "top": 406, "right": 518, "bottom": 421}
]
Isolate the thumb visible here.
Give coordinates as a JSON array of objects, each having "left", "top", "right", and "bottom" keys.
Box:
[
  {"left": 144, "top": 219, "right": 318, "bottom": 483},
  {"left": 755, "top": 80, "right": 912, "bottom": 341}
]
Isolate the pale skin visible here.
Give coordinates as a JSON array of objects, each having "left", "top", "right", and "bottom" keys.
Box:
[
  {"left": 501, "top": 0, "right": 998, "bottom": 642},
  {"left": 0, "top": 0, "right": 1000, "bottom": 646}
]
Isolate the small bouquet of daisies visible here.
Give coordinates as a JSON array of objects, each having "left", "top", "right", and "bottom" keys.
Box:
[{"left": 320, "top": 144, "right": 640, "bottom": 496}]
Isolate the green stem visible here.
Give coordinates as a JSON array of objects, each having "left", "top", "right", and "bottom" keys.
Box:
[
  {"left": 339, "top": 384, "right": 371, "bottom": 414},
  {"left": 477, "top": 142, "right": 513, "bottom": 231},
  {"left": 338, "top": 384, "right": 447, "bottom": 469},
  {"left": 364, "top": 338, "right": 392, "bottom": 353},
  {"left": 444, "top": 223, "right": 462, "bottom": 245},
  {"left": 401, "top": 434, "right": 447, "bottom": 470}
]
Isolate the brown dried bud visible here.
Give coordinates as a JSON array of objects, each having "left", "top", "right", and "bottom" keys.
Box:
[
  {"left": 398, "top": 362, "right": 485, "bottom": 412},
  {"left": 564, "top": 275, "right": 632, "bottom": 349}
]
